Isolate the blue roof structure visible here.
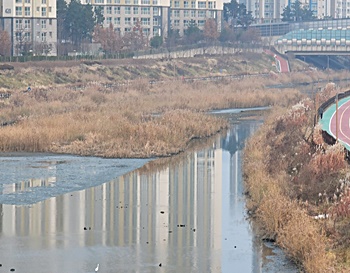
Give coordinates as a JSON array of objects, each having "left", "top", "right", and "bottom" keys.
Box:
[{"left": 275, "top": 28, "right": 350, "bottom": 46}]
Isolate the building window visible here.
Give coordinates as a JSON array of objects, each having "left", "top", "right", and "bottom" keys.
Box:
[
  {"left": 49, "top": 6, "right": 52, "bottom": 12},
  {"left": 174, "top": 19, "right": 179, "bottom": 26},
  {"left": 16, "top": 0, "right": 22, "bottom": 3},
  {"left": 184, "top": 1, "right": 189, "bottom": 8},
  {"left": 16, "top": 7, "right": 22, "bottom": 16},
  {"left": 141, "top": 7, "right": 150, "bottom": 14},
  {"left": 42, "top": 7, "right": 47, "bottom": 16},
  {"left": 125, "top": 17, "right": 131, "bottom": 25},
  {"left": 183, "top": 10, "right": 189, "bottom": 17},
  {"left": 198, "top": 10, "right": 205, "bottom": 17},
  {"left": 191, "top": 10, "right": 196, "bottom": 17},
  {"left": 153, "top": 17, "right": 158, "bottom": 25},
  {"left": 198, "top": 20, "right": 205, "bottom": 26},
  {"left": 173, "top": 10, "right": 180, "bottom": 17},
  {"left": 41, "top": 32, "right": 47, "bottom": 42},
  {"left": 153, "top": 27, "right": 159, "bottom": 35},
  {"left": 106, "top": 7, "right": 112, "bottom": 14},
  {"left": 174, "top": 1, "right": 179, "bottom": 7},
  {"left": 15, "top": 32, "right": 22, "bottom": 41},
  {"left": 191, "top": 1, "right": 195, "bottom": 8},
  {"left": 24, "top": 32, "right": 30, "bottom": 41},
  {"left": 208, "top": 1, "right": 213, "bottom": 8},
  {"left": 153, "top": 7, "right": 159, "bottom": 16},
  {"left": 49, "top": 31, "right": 52, "bottom": 38},
  {"left": 25, "top": 7, "right": 30, "bottom": 16},
  {"left": 134, "top": 0, "right": 138, "bottom": 4},
  {"left": 141, "top": 0, "right": 150, "bottom": 4},
  {"left": 24, "top": 19, "right": 31, "bottom": 29},
  {"left": 114, "top": 0, "right": 120, "bottom": 3},
  {"left": 106, "top": 17, "right": 112, "bottom": 24},
  {"left": 198, "top": 1, "right": 206, "bottom": 8},
  {"left": 133, "top": 7, "right": 139, "bottom": 14},
  {"left": 25, "top": 0, "right": 30, "bottom": 3},
  {"left": 125, "top": 27, "right": 131, "bottom": 32},
  {"left": 125, "top": 7, "right": 131, "bottom": 14},
  {"left": 125, "top": 0, "right": 130, "bottom": 4},
  {"left": 49, "top": 19, "right": 52, "bottom": 25},
  {"left": 42, "top": 0, "right": 46, "bottom": 4},
  {"left": 41, "top": 19, "right": 46, "bottom": 28},
  {"left": 16, "top": 19, "right": 22, "bottom": 29},
  {"left": 183, "top": 19, "right": 189, "bottom": 26},
  {"left": 208, "top": 10, "right": 215, "bottom": 18},
  {"left": 114, "top": 7, "right": 120, "bottom": 14},
  {"left": 143, "top": 28, "right": 150, "bottom": 35},
  {"left": 152, "top": 0, "right": 157, "bottom": 4},
  {"left": 141, "top": 18, "right": 150, "bottom": 25},
  {"left": 114, "top": 17, "right": 121, "bottom": 25}
]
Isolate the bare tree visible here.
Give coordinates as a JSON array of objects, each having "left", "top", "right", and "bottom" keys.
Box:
[
  {"left": 0, "top": 30, "right": 11, "bottom": 56},
  {"left": 14, "top": 25, "right": 32, "bottom": 56},
  {"left": 203, "top": 19, "right": 219, "bottom": 44},
  {"left": 122, "top": 20, "right": 146, "bottom": 52},
  {"left": 93, "top": 23, "right": 122, "bottom": 54}
]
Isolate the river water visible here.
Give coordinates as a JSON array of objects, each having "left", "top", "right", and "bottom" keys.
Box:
[{"left": 0, "top": 115, "right": 298, "bottom": 273}]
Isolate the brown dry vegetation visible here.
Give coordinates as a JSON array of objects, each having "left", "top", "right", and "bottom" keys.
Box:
[
  {"left": 0, "top": 53, "right": 313, "bottom": 158},
  {"left": 0, "top": 76, "right": 302, "bottom": 157},
  {"left": 244, "top": 83, "right": 350, "bottom": 272}
]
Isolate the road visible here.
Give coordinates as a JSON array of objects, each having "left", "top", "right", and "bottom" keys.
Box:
[{"left": 329, "top": 98, "right": 350, "bottom": 146}]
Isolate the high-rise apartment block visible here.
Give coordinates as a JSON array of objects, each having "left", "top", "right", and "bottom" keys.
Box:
[
  {"left": 85, "top": 0, "right": 223, "bottom": 38},
  {"left": 241, "top": 0, "right": 350, "bottom": 22},
  {"left": 0, "top": 0, "right": 223, "bottom": 56},
  {"left": 0, "top": 0, "right": 57, "bottom": 56}
]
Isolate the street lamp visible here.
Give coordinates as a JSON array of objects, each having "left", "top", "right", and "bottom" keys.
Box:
[{"left": 335, "top": 92, "right": 343, "bottom": 142}]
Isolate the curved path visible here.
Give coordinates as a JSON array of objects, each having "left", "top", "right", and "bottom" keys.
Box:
[
  {"left": 329, "top": 98, "right": 350, "bottom": 146},
  {"left": 320, "top": 97, "right": 350, "bottom": 150}
]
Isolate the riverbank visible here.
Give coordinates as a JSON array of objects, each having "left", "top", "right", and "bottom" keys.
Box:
[
  {"left": 243, "top": 82, "right": 350, "bottom": 273},
  {"left": 1, "top": 54, "right": 350, "bottom": 158},
  {"left": 0, "top": 57, "right": 308, "bottom": 157}
]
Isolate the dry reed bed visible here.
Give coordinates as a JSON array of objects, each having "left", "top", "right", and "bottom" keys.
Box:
[
  {"left": 244, "top": 109, "right": 334, "bottom": 273},
  {"left": 0, "top": 75, "right": 304, "bottom": 157},
  {"left": 243, "top": 83, "right": 350, "bottom": 272}
]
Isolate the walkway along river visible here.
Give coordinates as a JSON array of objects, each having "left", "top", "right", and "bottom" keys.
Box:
[{"left": 0, "top": 112, "right": 298, "bottom": 273}]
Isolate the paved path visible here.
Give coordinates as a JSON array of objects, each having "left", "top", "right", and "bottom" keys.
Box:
[
  {"left": 264, "top": 50, "right": 290, "bottom": 73},
  {"left": 320, "top": 97, "right": 350, "bottom": 150}
]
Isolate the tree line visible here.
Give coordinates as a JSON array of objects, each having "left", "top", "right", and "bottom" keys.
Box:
[{"left": 0, "top": 0, "right": 318, "bottom": 57}]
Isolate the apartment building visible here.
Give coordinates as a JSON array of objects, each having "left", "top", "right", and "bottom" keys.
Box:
[
  {"left": 84, "top": 0, "right": 223, "bottom": 38},
  {"left": 169, "top": 0, "right": 223, "bottom": 36},
  {"left": 82, "top": 0, "right": 170, "bottom": 38},
  {"left": 0, "top": 0, "right": 57, "bottom": 56}
]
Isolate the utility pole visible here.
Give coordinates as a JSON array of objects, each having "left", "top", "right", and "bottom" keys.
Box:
[{"left": 336, "top": 93, "right": 339, "bottom": 142}]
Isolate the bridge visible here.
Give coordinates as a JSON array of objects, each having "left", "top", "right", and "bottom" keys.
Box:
[
  {"left": 275, "top": 28, "right": 350, "bottom": 55},
  {"left": 274, "top": 28, "right": 350, "bottom": 70}
]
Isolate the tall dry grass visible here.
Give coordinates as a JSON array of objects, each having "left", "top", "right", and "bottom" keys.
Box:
[
  {"left": 0, "top": 72, "right": 305, "bottom": 157},
  {"left": 242, "top": 86, "right": 347, "bottom": 272}
]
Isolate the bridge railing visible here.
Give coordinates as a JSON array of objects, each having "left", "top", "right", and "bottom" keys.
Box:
[{"left": 317, "top": 89, "right": 350, "bottom": 119}]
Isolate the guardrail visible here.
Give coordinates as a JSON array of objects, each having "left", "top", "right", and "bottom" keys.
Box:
[
  {"left": 317, "top": 89, "right": 350, "bottom": 158},
  {"left": 317, "top": 89, "right": 350, "bottom": 119}
]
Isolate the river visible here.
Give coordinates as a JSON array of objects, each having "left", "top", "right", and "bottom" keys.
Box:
[{"left": 0, "top": 114, "right": 298, "bottom": 273}]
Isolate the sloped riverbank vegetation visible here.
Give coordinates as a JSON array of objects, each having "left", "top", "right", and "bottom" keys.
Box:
[
  {"left": 244, "top": 83, "right": 350, "bottom": 273},
  {"left": 0, "top": 54, "right": 310, "bottom": 158}
]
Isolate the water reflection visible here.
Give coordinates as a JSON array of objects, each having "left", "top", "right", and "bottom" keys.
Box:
[{"left": 0, "top": 119, "right": 294, "bottom": 273}]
